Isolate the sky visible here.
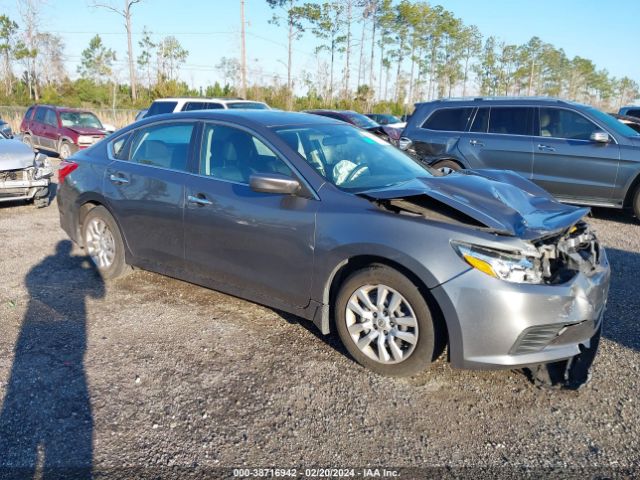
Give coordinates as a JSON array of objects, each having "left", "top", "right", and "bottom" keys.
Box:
[{"left": 0, "top": 0, "right": 638, "bottom": 94}]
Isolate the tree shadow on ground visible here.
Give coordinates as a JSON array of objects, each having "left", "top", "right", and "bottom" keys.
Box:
[{"left": 0, "top": 240, "right": 104, "bottom": 479}]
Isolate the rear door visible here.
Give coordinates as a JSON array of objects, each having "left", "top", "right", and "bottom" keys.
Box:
[
  {"left": 532, "top": 107, "right": 620, "bottom": 202},
  {"left": 411, "top": 106, "right": 474, "bottom": 162},
  {"left": 102, "top": 120, "right": 197, "bottom": 271},
  {"left": 458, "top": 106, "right": 535, "bottom": 178},
  {"left": 41, "top": 108, "right": 60, "bottom": 150},
  {"left": 183, "top": 122, "right": 317, "bottom": 307},
  {"left": 31, "top": 107, "right": 48, "bottom": 148}
]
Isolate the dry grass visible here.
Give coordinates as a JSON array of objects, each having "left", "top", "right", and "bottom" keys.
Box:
[{"left": 0, "top": 106, "right": 137, "bottom": 133}]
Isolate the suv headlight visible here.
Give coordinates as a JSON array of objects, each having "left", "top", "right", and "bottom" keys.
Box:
[
  {"left": 78, "top": 135, "right": 94, "bottom": 144},
  {"left": 452, "top": 241, "right": 543, "bottom": 284}
]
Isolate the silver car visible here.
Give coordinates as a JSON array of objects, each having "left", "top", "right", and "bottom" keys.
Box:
[
  {"left": 0, "top": 132, "right": 52, "bottom": 207},
  {"left": 56, "top": 111, "right": 610, "bottom": 384}
]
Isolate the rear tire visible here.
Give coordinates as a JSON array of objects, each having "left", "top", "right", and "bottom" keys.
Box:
[
  {"left": 59, "top": 141, "right": 75, "bottom": 159},
  {"left": 335, "top": 264, "right": 435, "bottom": 377},
  {"left": 431, "top": 159, "right": 462, "bottom": 175},
  {"left": 633, "top": 185, "right": 640, "bottom": 219},
  {"left": 82, "top": 206, "right": 129, "bottom": 280},
  {"left": 22, "top": 134, "right": 33, "bottom": 150}
]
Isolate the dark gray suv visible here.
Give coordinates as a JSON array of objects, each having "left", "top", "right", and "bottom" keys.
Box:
[{"left": 400, "top": 98, "right": 640, "bottom": 218}]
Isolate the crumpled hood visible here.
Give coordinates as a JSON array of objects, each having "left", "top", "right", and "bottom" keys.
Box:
[
  {"left": 67, "top": 126, "right": 106, "bottom": 136},
  {"left": 362, "top": 169, "right": 590, "bottom": 239},
  {"left": 0, "top": 139, "right": 36, "bottom": 170}
]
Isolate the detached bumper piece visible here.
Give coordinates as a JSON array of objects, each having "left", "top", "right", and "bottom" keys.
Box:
[{"left": 525, "top": 326, "right": 602, "bottom": 390}]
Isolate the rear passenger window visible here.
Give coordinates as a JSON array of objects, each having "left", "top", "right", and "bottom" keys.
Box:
[
  {"left": 111, "top": 133, "right": 132, "bottom": 159},
  {"left": 470, "top": 108, "right": 489, "bottom": 133},
  {"left": 422, "top": 108, "right": 474, "bottom": 131},
  {"left": 488, "top": 107, "right": 532, "bottom": 135},
  {"left": 45, "top": 109, "right": 58, "bottom": 127},
  {"left": 129, "top": 122, "right": 195, "bottom": 171},
  {"left": 145, "top": 101, "right": 178, "bottom": 117},
  {"left": 24, "top": 106, "right": 34, "bottom": 120},
  {"left": 199, "top": 124, "right": 293, "bottom": 184},
  {"left": 34, "top": 107, "right": 47, "bottom": 123}
]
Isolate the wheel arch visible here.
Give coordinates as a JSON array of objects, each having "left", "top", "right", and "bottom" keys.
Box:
[
  {"left": 428, "top": 156, "right": 466, "bottom": 169},
  {"left": 322, "top": 255, "right": 448, "bottom": 361},
  {"left": 75, "top": 194, "right": 132, "bottom": 259},
  {"left": 622, "top": 171, "right": 640, "bottom": 208}
]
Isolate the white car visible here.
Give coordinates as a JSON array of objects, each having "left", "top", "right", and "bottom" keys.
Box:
[{"left": 143, "top": 97, "right": 270, "bottom": 118}]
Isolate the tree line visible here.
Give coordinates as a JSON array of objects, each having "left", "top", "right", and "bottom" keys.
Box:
[{"left": 0, "top": 0, "right": 638, "bottom": 116}]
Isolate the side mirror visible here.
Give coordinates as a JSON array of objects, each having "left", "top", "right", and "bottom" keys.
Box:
[
  {"left": 590, "top": 131, "right": 610, "bottom": 143},
  {"left": 398, "top": 137, "right": 412, "bottom": 151},
  {"left": 249, "top": 173, "right": 301, "bottom": 195}
]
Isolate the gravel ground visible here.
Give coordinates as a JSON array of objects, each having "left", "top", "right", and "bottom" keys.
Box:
[{"left": 0, "top": 159, "right": 639, "bottom": 479}]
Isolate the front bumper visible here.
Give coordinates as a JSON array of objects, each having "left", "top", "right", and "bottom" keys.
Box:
[
  {"left": 431, "top": 248, "right": 611, "bottom": 369},
  {"left": 0, "top": 176, "right": 50, "bottom": 202}
]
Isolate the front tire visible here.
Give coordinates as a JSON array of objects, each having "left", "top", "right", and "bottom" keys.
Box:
[
  {"left": 431, "top": 159, "right": 462, "bottom": 175},
  {"left": 82, "top": 206, "right": 129, "bottom": 279},
  {"left": 335, "top": 264, "right": 435, "bottom": 377}
]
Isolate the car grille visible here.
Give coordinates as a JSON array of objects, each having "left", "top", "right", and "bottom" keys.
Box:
[
  {"left": 0, "top": 169, "right": 31, "bottom": 182},
  {"left": 509, "top": 324, "right": 566, "bottom": 355}
]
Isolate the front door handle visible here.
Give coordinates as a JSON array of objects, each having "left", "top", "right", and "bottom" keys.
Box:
[
  {"left": 109, "top": 173, "right": 129, "bottom": 185},
  {"left": 469, "top": 139, "right": 484, "bottom": 147},
  {"left": 188, "top": 194, "right": 212, "bottom": 206},
  {"left": 537, "top": 144, "right": 556, "bottom": 152}
]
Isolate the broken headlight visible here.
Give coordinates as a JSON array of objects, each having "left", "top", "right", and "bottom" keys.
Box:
[{"left": 452, "top": 241, "right": 543, "bottom": 284}]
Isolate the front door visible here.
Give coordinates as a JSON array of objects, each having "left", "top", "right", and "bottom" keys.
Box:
[
  {"left": 532, "top": 107, "right": 620, "bottom": 202},
  {"left": 102, "top": 120, "right": 197, "bottom": 272},
  {"left": 183, "top": 123, "right": 318, "bottom": 308},
  {"left": 458, "top": 106, "right": 535, "bottom": 178}
]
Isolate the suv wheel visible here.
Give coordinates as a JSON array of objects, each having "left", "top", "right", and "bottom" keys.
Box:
[
  {"left": 23, "top": 134, "right": 33, "bottom": 149},
  {"left": 82, "top": 206, "right": 129, "bottom": 279},
  {"left": 335, "top": 264, "right": 435, "bottom": 377},
  {"left": 59, "top": 141, "right": 75, "bottom": 159},
  {"left": 431, "top": 159, "right": 462, "bottom": 175}
]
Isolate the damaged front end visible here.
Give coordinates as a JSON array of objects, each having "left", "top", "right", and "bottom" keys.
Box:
[
  {"left": 361, "top": 172, "right": 609, "bottom": 389},
  {"left": 0, "top": 152, "right": 53, "bottom": 207}
]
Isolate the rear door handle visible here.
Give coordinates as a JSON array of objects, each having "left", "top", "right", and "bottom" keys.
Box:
[
  {"left": 188, "top": 194, "right": 212, "bottom": 206},
  {"left": 109, "top": 173, "right": 129, "bottom": 185},
  {"left": 469, "top": 139, "right": 484, "bottom": 147},
  {"left": 537, "top": 144, "right": 556, "bottom": 152}
]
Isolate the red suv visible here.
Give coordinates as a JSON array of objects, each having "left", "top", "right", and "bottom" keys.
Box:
[{"left": 20, "top": 105, "right": 109, "bottom": 159}]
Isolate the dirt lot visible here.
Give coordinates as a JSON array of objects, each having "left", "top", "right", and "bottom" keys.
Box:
[{"left": 0, "top": 161, "right": 639, "bottom": 478}]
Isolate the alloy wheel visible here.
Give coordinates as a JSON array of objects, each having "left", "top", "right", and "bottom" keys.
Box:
[
  {"left": 85, "top": 218, "right": 116, "bottom": 269},
  {"left": 345, "top": 284, "right": 419, "bottom": 364}
]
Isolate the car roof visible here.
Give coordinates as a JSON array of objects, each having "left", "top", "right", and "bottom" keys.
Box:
[
  {"left": 152, "top": 97, "right": 263, "bottom": 104},
  {"left": 415, "top": 96, "right": 584, "bottom": 108},
  {"left": 133, "top": 109, "right": 344, "bottom": 129},
  {"left": 30, "top": 104, "right": 95, "bottom": 113}
]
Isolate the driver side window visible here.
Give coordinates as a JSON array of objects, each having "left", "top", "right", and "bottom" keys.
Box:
[
  {"left": 199, "top": 124, "right": 293, "bottom": 184},
  {"left": 539, "top": 108, "right": 598, "bottom": 140}
]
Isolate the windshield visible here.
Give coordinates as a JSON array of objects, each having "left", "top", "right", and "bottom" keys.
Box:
[
  {"left": 345, "top": 112, "right": 380, "bottom": 129},
  {"left": 226, "top": 102, "right": 268, "bottom": 110},
  {"left": 378, "top": 114, "right": 402, "bottom": 124},
  {"left": 587, "top": 107, "right": 639, "bottom": 137},
  {"left": 273, "top": 124, "right": 432, "bottom": 192},
  {"left": 60, "top": 112, "right": 103, "bottom": 129}
]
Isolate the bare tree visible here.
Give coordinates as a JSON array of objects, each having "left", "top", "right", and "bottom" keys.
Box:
[
  {"left": 240, "top": 0, "right": 247, "bottom": 98},
  {"left": 15, "top": 0, "right": 45, "bottom": 100},
  {"left": 90, "top": 0, "right": 141, "bottom": 101}
]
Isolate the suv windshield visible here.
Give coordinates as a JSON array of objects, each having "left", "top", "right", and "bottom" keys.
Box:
[
  {"left": 273, "top": 124, "right": 431, "bottom": 192},
  {"left": 226, "top": 102, "right": 268, "bottom": 110},
  {"left": 586, "top": 107, "right": 640, "bottom": 137},
  {"left": 60, "top": 112, "right": 103, "bottom": 129},
  {"left": 345, "top": 112, "right": 379, "bottom": 129}
]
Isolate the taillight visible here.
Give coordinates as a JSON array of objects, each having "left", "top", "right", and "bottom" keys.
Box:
[{"left": 58, "top": 160, "right": 79, "bottom": 184}]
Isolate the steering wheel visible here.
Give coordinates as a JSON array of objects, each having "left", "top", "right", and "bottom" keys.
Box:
[{"left": 343, "top": 164, "right": 369, "bottom": 184}]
